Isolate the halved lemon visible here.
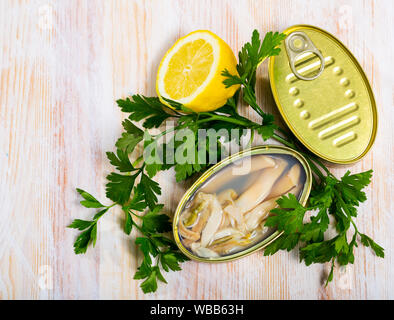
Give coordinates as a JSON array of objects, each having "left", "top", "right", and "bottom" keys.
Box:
[{"left": 156, "top": 30, "right": 240, "bottom": 113}]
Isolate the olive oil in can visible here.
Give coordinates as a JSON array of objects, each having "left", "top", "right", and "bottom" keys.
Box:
[{"left": 269, "top": 25, "right": 378, "bottom": 164}]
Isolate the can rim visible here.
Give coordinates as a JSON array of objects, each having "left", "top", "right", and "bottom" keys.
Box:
[
  {"left": 269, "top": 24, "right": 378, "bottom": 164},
  {"left": 172, "top": 145, "right": 312, "bottom": 263}
]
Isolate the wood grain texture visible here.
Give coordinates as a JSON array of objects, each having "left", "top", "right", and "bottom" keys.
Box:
[{"left": 0, "top": 0, "right": 393, "bottom": 299}]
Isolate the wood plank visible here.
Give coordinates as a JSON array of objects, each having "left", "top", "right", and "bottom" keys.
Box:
[{"left": 0, "top": 0, "right": 392, "bottom": 299}]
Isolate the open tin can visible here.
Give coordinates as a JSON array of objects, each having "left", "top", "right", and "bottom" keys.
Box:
[{"left": 173, "top": 145, "right": 312, "bottom": 262}]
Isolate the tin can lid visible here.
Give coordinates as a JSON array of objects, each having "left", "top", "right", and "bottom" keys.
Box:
[{"left": 269, "top": 25, "right": 378, "bottom": 164}]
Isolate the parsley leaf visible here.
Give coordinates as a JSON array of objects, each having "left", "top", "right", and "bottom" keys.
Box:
[
  {"left": 141, "top": 205, "right": 172, "bottom": 234},
  {"left": 106, "top": 149, "right": 136, "bottom": 172},
  {"left": 265, "top": 194, "right": 307, "bottom": 234},
  {"left": 173, "top": 128, "right": 211, "bottom": 182},
  {"left": 264, "top": 233, "right": 301, "bottom": 255},
  {"left": 134, "top": 231, "right": 189, "bottom": 293},
  {"left": 76, "top": 188, "right": 105, "bottom": 208},
  {"left": 106, "top": 172, "right": 138, "bottom": 204},
  {"left": 71, "top": 225, "right": 96, "bottom": 254},
  {"left": 143, "top": 132, "right": 175, "bottom": 178},
  {"left": 236, "top": 30, "right": 285, "bottom": 86},
  {"left": 300, "top": 237, "right": 337, "bottom": 266},
  {"left": 117, "top": 95, "right": 174, "bottom": 129},
  {"left": 337, "top": 170, "right": 372, "bottom": 211},
  {"left": 154, "top": 266, "right": 168, "bottom": 284},
  {"left": 140, "top": 269, "right": 159, "bottom": 293},
  {"left": 222, "top": 69, "right": 245, "bottom": 88},
  {"left": 134, "top": 261, "right": 152, "bottom": 280},
  {"left": 222, "top": 30, "right": 283, "bottom": 140},
  {"left": 125, "top": 184, "right": 148, "bottom": 212},
  {"left": 360, "top": 233, "right": 385, "bottom": 258},
  {"left": 138, "top": 173, "right": 161, "bottom": 210},
  {"left": 68, "top": 219, "right": 94, "bottom": 231},
  {"left": 256, "top": 113, "right": 277, "bottom": 141},
  {"left": 161, "top": 252, "right": 184, "bottom": 272},
  {"left": 124, "top": 211, "right": 133, "bottom": 235},
  {"left": 264, "top": 194, "right": 307, "bottom": 255},
  {"left": 68, "top": 191, "right": 114, "bottom": 254},
  {"left": 136, "top": 237, "right": 158, "bottom": 265},
  {"left": 122, "top": 118, "right": 144, "bottom": 136},
  {"left": 115, "top": 119, "right": 144, "bottom": 154},
  {"left": 264, "top": 169, "right": 384, "bottom": 284}
]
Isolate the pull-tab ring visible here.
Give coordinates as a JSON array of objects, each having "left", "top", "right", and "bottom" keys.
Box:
[{"left": 285, "top": 31, "right": 325, "bottom": 81}]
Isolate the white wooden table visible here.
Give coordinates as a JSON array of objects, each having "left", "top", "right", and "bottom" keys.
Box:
[{"left": 0, "top": 0, "right": 393, "bottom": 299}]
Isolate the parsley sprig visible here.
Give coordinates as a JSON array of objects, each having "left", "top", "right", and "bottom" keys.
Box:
[
  {"left": 220, "top": 30, "right": 384, "bottom": 284},
  {"left": 69, "top": 29, "right": 383, "bottom": 293},
  {"left": 68, "top": 189, "right": 116, "bottom": 254},
  {"left": 263, "top": 169, "right": 384, "bottom": 286},
  {"left": 68, "top": 116, "right": 190, "bottom": 293},
  {"left": 125, "top": 204, "right": 188, "bottom": 293}
]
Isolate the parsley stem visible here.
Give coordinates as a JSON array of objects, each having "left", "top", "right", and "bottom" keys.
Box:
[
  {"left": 132, "top": 220, "right": 144, "bottom": 232},
  {"left": 154, "top": 126, "right": 178, "bottom": 139},
  {"left": 310, "top": 156, "right": 332, "bottom": 177},
  {"left": 277, "top": 127, "right": 291, "bottom": 139},
  {"left": 198, "top": 113, "right": 251, "bottom": 126},
  {"left": 196, "top": 113, "right": 328, "bottom": 183},
  {"left": 272, "top": 133, "right": 295, "bottom": 149},
  {"left": 334, "top": 190, "right": 360, "bottom": 234},
  {"left": 306, "top": 159, "right": 323, "bottom": 183},
  {"left": 246, "top": 129, "right": 255, "bottom": 149},
  {"left": 130, "top": 211, "right": 143, "bottom": 220},
  {"left": 272, "top": 133, "right": 326, "bottom": 181},
  {"left": 274, "top": 130, "right": 332, "bottom": 178},
  {"left": 133, "top": 155, "right": 144, "bottom": 167},
  {"left": 189, "top": 109, "right": 331, "bottom": 185},
  {"left": 243, "top": 85, "right": 265, "bottom": 117}
]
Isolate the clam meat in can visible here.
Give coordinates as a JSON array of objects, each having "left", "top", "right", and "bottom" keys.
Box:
[{"left": 173, "top": 145, "right": 312, "bottom": 262}]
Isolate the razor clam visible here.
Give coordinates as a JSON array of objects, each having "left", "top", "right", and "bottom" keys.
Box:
[
  {"left": 190, "top": 193, "right": 216, "bottom": 234},
  {"left": 217, "top": 189, "right": 237, "bottom": 206},
  {"left": 267, "top": 163, "right": 301, "bottom": 200},
  {"left": 208, "top": 232, "right": 255, "bottom": 255},
  {"left": 191, "top": 242, "right": 219, "bottom": 258},
  {"left": 223, "top": 204, "right": 246, "bottom": 233},
  {"left": 210, "top": 227, "right": 244, "bottom": 244},
  {"left": 202, "top": 156, "right": 275, "bottom": 193},
  {"left": 200, "top": 196, "right": 223, "bottom": 247},
  {"left": 244, "top": 198, "right": 278, "bottom": 231},
  {"left": 182, "top": 200, "right": 208, "bottom": 228},
  {"left": 177, "top": 152, "right": 308, "bottom": 259},
  {"left": 245, "top": 183, "right": 304, "bottom": 232},
  {"left": 179, "top": 193, "right": 213, "bottom": 241},
  {"left": 234, "top": 159, "right": 287, "bottom": 214},
  {"left": 219, "top": 211, "right": 231, "bottom": 229},
  {"left": 178, "top": 220, "right": 200, "bottom": 241}
]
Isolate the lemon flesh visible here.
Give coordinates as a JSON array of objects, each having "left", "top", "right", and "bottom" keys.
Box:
[{"left": 156, "top": 30, "right": 240, "bottom": 113}]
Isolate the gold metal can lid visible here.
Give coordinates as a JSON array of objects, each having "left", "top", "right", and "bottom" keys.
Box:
[{"left": 269, "top": 25, "right": 378, "bottom": 164}]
